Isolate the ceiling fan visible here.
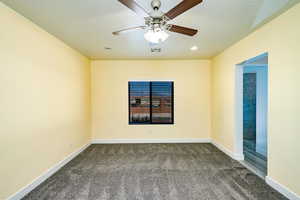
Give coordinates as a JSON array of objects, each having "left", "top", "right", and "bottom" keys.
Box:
[{"left": 113, "top": 0, "right": 203, "bottom": 44}]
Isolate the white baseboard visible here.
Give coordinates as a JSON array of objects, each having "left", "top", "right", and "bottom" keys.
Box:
[
  {"left": 7, "top": 143, "right": 91, "bottom": 200},
  {"left": 91, "top": 138, "right": 212, "bottom": 144},
  {"left": 211, "top": 140, "right": 244, "bottom": 161},
  {"left": 266, "top": 176, "right": 300, "bottom": 200}
]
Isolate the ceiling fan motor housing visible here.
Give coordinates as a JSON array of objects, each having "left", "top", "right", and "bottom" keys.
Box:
[{"left": 151, "top": 0, "right": 161, "bottom": 10}]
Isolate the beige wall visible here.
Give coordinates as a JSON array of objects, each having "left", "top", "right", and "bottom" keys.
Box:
[
  {"left": 92, "top": 60, "right": 211, "bottom": 140},
  {"left": 0, "top": 3, "right": 91, "bottom": 199},
  {"left": 211, "top": 3, "right": 300, "bottom": 196}
]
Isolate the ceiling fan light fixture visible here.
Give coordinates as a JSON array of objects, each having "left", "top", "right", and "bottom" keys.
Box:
[
  {"left": 115, "top": 0, "right": 202, "bottom": 44},
  {"left": 144, "top": 29, "right": 169, "bottom": 44}
]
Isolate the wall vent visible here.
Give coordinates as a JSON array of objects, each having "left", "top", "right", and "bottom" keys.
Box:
[{"left": 151, "top": 48, "right": 161, "bottom": 53}]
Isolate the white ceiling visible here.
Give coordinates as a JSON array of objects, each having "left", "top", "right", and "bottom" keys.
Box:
[{"left": 2, "top": 0, "right": 299, "bottom": 59}]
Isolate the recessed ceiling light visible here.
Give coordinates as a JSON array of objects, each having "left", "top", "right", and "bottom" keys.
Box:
[{"left": 190, "top": 46, "right": 198, "bottom": 51}]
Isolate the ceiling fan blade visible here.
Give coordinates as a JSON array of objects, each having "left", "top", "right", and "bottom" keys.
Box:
[
  {"left": 118, "top": 0, "right": 149, "bottom": 18},
  {"left": 112, "top": 26, "right": 146, "bottom": 35},
  {"left": 168, "top": 25, "right": 198, "bottom": 36},
  {"left": 165, "top": 0, "right": 203, "bottom": 20}
]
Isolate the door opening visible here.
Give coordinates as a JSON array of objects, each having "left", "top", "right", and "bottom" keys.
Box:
[{"left": 236, "top": 53, "right": 268, "bottom": 177}]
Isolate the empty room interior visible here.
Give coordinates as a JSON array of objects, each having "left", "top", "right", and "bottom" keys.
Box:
[{"left": 1, "top": 0, "right": 300, "bottom": 199}]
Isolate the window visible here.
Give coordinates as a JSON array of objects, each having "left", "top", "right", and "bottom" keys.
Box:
[{"left": 129, "top": 81, "right": 174, "bottom": 124}]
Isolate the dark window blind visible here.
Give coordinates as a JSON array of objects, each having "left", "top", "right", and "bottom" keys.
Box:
[{"left": 129, "top": 81, "right": 174, "bottom": 124}]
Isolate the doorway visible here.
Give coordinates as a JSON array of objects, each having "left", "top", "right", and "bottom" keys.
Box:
[{"left": 236, "top": 53, "right": 268, "bottom": 177}]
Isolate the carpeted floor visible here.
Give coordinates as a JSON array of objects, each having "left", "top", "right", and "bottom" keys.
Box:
[{"left": 23, "top": 144, "right": 287, "bottom": 200}]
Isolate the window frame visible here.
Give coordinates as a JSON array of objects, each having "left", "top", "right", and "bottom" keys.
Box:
[{"left": 128, "top": 81, "right": 174, "bottom": 125}]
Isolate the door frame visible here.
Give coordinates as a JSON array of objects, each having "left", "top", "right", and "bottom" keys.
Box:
[{"left": 235, "top": 53, "right": 268, "bottom": 161}]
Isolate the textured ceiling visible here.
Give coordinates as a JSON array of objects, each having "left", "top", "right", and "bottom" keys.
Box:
[{"left": 1, "top": 0, "right": 299, "bottom": 59}]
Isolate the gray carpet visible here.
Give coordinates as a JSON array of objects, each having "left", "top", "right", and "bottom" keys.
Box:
[{"left": 23, "top": 144, "right": 287, "bottom": 200}]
